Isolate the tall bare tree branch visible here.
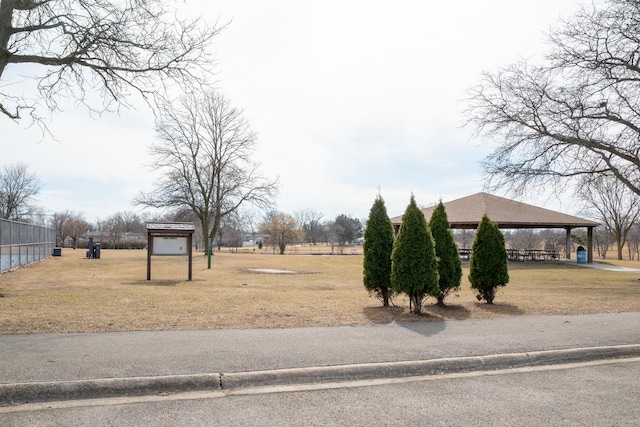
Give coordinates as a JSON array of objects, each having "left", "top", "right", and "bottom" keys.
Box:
[
  {"left": 0, "top": 162, "right": 41, "bottom": 220},
  {"left": 466, "top": 0, "right": 640, "bottom": 198},
  {"left": 0, "top": 0, "right": 224, "bottom": 131},
  {"left": 135, "top": 91, "right": 279, "bottom": 261}
]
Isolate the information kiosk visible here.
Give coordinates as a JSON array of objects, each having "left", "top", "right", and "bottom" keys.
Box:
[{"left": 146, "top": 222, "right": 195, "bottom": 281}]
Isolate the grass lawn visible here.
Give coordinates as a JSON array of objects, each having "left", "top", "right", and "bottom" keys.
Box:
[{"left": 1, "top": 248, "right": 640, "bottom": 334}]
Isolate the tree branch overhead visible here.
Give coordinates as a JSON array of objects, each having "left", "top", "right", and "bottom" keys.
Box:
[
  {"left": 0, "top": 0, "right": 223, "bottom": 127},
  {"left": 466, "top": 0, "right": 640, "bottom": 198}
]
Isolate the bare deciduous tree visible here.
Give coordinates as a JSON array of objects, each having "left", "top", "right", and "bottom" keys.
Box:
[
  {"left": 578, "top": 175, "right": 640, "bottom": 260},
  {"left": 540, "top": 229, "right": 565, "bottom": 258},
  {"left": 117, "top": 211, "right": 143, "bottom": 234},
  {"left": 0, "top": 0, "right": 222, "bottom": 130},
  {"left": 259, "top": 212, "right": 300, "bottom": 255},
  {"left": 239, "top": 207, "right": 262, "bottom": 242},
  {"left": 52, "top": 210, "right": 86, "bottom": 247},
  {"left": 328, "top": 214, "right": 362, "bottom": 254},
  {"left": 466, "top": 0, "right": 640, "bottom": 198},
  {"left": 135, "top": 91, "right": 278, "bottom": 263},
  {"left": 67, "top": 217, "right": 88, "bottom": 249},
  {"left": 592, "top": 226, "right": 614, "bottom": 260},
  {"left": 51, "top": 210, "right": 73, "bottom": 246},
  {"left": 454, "top": 229, "right": 475, "bottom": 250},
  {"left": 508, "top": 229, "right": 544, "bottom": 251},
  {"left": 216, "top": 211, "right": 244, "bottom": 251},
  {"left": 104, "top": 212, "right": 125, "bottom": 249},
  {"left": 294, "top": 208, "right": 325, "bottom": 245},
  {"left": 0, "top": 163, "right": 41, "bottom": 220},
  {"left": 627, "top": 224, "right": 640, "bottom": 261}
]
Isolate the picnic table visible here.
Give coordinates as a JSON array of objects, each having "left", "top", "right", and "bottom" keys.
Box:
[
  {"left": 507, "top": 249, "right": 558, "bottom": 262},
  {"left": 458, "top": 248, "right": 472, "bottom": 260},
  {"left": 459, "top": 248, "right": 558, "bottom": 262}
]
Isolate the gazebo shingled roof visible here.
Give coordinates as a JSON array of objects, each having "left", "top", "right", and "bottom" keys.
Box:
[
  {"left": 389, "top": 192, "right": 599, "bottom": 262},
  {"left": 389, "top": 192, "right": 599, "bottom": 229}
]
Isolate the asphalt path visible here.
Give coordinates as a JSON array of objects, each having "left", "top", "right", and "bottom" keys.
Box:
[
  {"left": 559, "top": 259, "right": 640, "bottom": 272},
  {"left": 1, "top": 312, "right": 640, "bottom": 384},
  {"left": 1, "top": 312, "right": 639, "bottom": 391}
]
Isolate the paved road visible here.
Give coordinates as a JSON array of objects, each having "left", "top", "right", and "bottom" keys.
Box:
[{"left": 2, "top": 358, "right": 639, "bottom": 426}]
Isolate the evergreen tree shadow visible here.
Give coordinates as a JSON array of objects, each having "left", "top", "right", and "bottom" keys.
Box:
[
  {"left": 427, "top": 303, "right": 472, "bottom": 320},
  {"left": 362, "top": 305, "right": 409, "bottom": 324},
  {"left": 397, "top": 319, "right": 447, "bottom": 337},
  {"left": 362, "top": 305, "right": 447, "bottom": 337},
  {"left": 473, "top": 302, "right": 525, "bottom": 316}
]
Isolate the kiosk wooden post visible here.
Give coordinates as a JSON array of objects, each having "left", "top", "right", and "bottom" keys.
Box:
[{"left": 146, "top": 222, "right": 195, "bottom": 281}]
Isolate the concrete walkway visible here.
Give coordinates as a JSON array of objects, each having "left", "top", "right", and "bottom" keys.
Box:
[
  {"left": 1, "top": 312, "right": 640, "bottom": 403},
  {"left": 558, "top": 259, "right": 640, "bottom": 272}
]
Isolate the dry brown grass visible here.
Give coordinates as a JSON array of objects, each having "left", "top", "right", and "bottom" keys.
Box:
[{"left": 1, "top": 247, "right": 640, "bottom": 334}]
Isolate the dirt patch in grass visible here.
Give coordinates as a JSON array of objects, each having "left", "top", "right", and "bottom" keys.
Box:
[{"left": 1, "top": 249, "right": 640, "bottom": 334}]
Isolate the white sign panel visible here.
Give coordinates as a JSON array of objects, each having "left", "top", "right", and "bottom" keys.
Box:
[{"left": 152, "top": 236, "right": 188, "bottom": 255}]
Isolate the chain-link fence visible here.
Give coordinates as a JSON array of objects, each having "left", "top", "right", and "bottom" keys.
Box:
[{"left": 0, "top": 218, "right": 56, "bottom": 273}]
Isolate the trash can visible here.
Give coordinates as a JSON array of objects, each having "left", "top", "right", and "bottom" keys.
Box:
[
  {"left": 94, "top": 243, "right": 101, "bottom": 259},
  {"left": 577, "top": 246, "right": 587, "bottom": 264},
  {"left": 87, "top": 237, "right": 94, "bottom": 259}
]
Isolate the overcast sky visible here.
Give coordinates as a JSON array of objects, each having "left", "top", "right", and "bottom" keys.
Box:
[{"left": 3, "top": 0, "right": 586, "bottom": 223}]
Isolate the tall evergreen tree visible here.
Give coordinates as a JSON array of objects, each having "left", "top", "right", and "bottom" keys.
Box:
[
  {"left": 429, "top": 201, "right": 462, "bottom": 306},
  {"left": 391, "top": 195, "right": 439, "bottom": 314},
  {"left": 363, "top": 195, "right": 395, "bottom": 306},
  {"left": 469, "top": 214, "right": 509, "bottom": 304}
]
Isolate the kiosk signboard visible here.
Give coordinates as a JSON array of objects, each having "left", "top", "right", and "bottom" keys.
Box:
[{"left": 152, "top": 236, "right": 188, "bottom": 255}]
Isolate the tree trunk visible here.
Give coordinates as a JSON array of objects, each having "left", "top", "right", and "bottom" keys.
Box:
[
  {"left": 411, "top": 293, "right": 422, "bottom": 314},
  {"left": 483, "top": 288, "right": 495, "bottom": 304},
  {"left": 0, "top": 0, "right": 14, "bottom": 77}
]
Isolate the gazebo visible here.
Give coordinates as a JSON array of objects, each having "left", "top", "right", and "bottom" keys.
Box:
[{"left": 389, "top": 192, "right": 599, "bottom": 263}]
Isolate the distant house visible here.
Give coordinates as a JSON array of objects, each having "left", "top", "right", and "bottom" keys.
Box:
[{"left": 242, "top": 234, "right": 264, "bottom": 247}]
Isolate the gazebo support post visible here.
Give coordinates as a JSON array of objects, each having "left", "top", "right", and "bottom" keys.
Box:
[
  {"left": 587, "top": 226, "right": 594, "bottom": 263},
  {"left": 564, "top": 226, "right": 594, "bottom": 263}
]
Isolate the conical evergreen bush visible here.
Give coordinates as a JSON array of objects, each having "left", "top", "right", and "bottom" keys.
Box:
[
  {"left": 391, "top": 195, "right": 439, "bottom": 314},
  {"left": 469, "top": 214, "right": 509, "bottom": 304},
  {"left": 363, "top": 195, "right": 395, "bottom": 306},
  {"left": 429, "top": 201, "right": 462, "bottom": 306}
]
